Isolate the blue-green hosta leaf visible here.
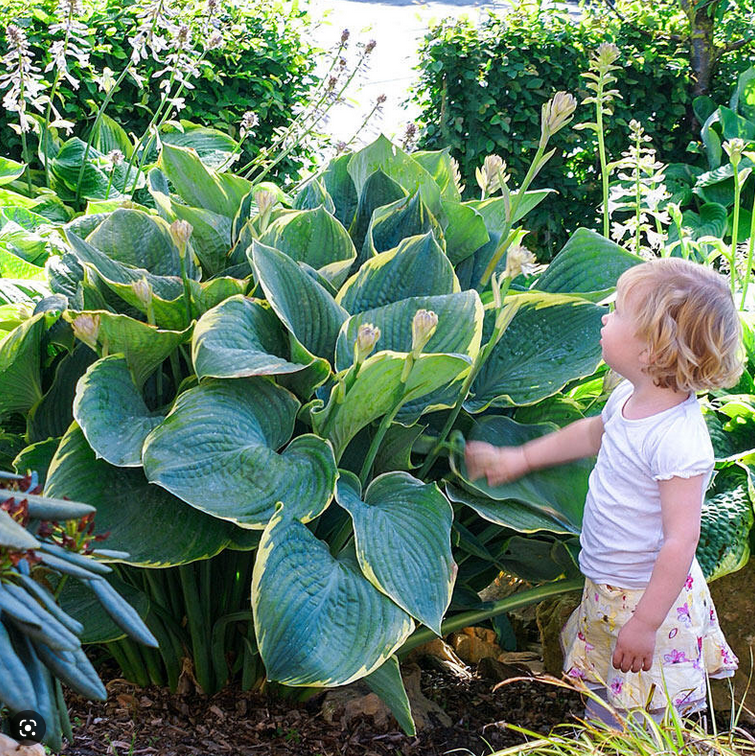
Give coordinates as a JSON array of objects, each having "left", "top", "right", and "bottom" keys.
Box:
[
  {"left": 450, "top": 416, "right": 591, "bottom": 534},
  {"left": 0, "top": 278, "right": 49, "bottom": 306},
  {"left": 0, "top": 206, "right": 51, "bottom": 233},
  {"left": 159, "top": 142, "right": 251, "bottom": 218},
  {"left": 0, "top": 313, "right": 45, "bottom": 421},
  {"left": 322, "top": 152, "right": 358, "bottom": 229},
  {"left": 148, "top": 169, "right": 232, "bottom": 277},
  {"left": 86, "top": 208, "right": 195, "bottom": 278},
  {"left": 700, "top": 108, "right": 723, "bottom": 170},
  {"left": 347, "top": 134, "right": 442, "bottom": 216},
  {"left": 311, "top": 350, "right": 471, "bottom": 458},
  {"left": 91, "top": 113, "right": 133, "bottom": 159},
  {"left": 336, "top": 232, "right": 458, "bottom": 314},
  {"left": 0, "top": 244, "right": 46, "bottom": 279},
  {"left": 250, "top": 240, "right": 348, "bottom": 371},
  {"left": 252, "top": 507, "right": 414, "bottom": 686},
  {"left": 335, "top": 291, "right": 483, "bottom": 372},
  {"left": 160, "top": 122, "right": 238, "bottom": 170},
  {"left": 293, "top": 177, "right": 336, "bottom": 213},
  {"left": 363, "top": 193, "right": 444, "bottom": 260},
  {"left": 467, "top": 292, "right": 604, "bottom": 412},
  {"left": 363, "top": 655, "right": 415, "bottom": 736},
  {"left": 534, "top": 228, "right": 642, "bottom": 300},
  {"left": 445, "top": 483, "right": 576, "bottom": 535},
  {"left": 0, "top": 157, "right": 26, "bottom": 185},
  {"left": 13, "top": 438, "right": 60, "bottom": 485},
  {"left": 440, "top": 199, "right": 489, "bottom": 265},
  {"left": 412, "top": 149, "right": 462, "bottom": 202},
  {"left": 465, "top": 190, "right": 556, "bottom": 235},
  {"left": 260, "top": 207, "right": 356, "bottom": 288},
  {"left": 62, "top": 310, "right": 191, "bottom": 388},
  {"left": 336, "top": 471, "right": 456, "bottom": 635},
  {"left": 348, "top": 168, "right": 407, "bottom": 255},
  {"left": 718, "top": 106, "right": 755, "bottom": 142},
  {"left": 192, "top": 295, "right": 308, "bottom": 380},
  {"left": 46, "top": 423, "right": 243, "bottom": 566},
  {"left": 142, "top": 378, "right": 337, "bottom": 528},
  {"left": 73, "top": 356, "right": 164, "bottom": 467}
]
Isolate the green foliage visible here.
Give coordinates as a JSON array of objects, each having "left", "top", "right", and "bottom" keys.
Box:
[
  {"left": 0, "top": 471, "right": 155, "bottom": 751},
  {"left": 0, "top": 0, "right": 319, "bottom": 183},
  {"left": 412, "top": 0, "right": 754, "bottom": 258}
]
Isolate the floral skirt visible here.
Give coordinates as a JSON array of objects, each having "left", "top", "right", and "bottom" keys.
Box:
[{"left": 561, "top": 558, "right": 737, "bottom": 713}]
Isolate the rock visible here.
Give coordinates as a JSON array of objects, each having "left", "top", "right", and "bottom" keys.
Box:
[
  {"left": 535, "top": 590, "right": 582, "bottom": 676},
  {"left": 406, "top": 638, "right": 472, "bottom": 679},
  {"left": 0, "top": 733, "right": 46, "bottom": 756},
  {"left": 478, "top": 656, "right": 536, "bottom": 682},
  {"left": 708, "top": 558, "right": 755, "bottom": 723},
  {"left": 451, "top": 626, "right": 503, "bottom": 664}
]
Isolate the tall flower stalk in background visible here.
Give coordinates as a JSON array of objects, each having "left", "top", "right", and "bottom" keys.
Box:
[
  {"left": 577, "top": 43, "right": 622, "bottom": 238},
  {"left": 42, "top": 0, "right": 91, "bottom": 187},
  {"left": 0, "top": 25, "right": 48, "bottom": 195}
]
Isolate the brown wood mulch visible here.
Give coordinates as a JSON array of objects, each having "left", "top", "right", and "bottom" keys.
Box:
[{"left": 58, "top": 661, "right": 585, "bottom": 756}]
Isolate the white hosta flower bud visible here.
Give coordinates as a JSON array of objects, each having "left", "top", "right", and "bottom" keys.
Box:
[
  {"left": 254, "top": 189, "right": 276, "bottom": 215},
  {"left": 476, "top": 155, "right": 508, "bottom": 195},
  {"left": 504, "top": 245, "right": 538, "bottom": 280},
  {"left": 354, "top": 323, "right": 380, "bottom": 365},
  {"left": 169, "top": 219, "right": 193, "bottom": 256},
  {"left": 541, "top": 91, "right": 577, "bottom": 144},
  {"left": 71, "top": 313, "right": 100, "bottom": 351},
  {"left": 107, "top": 149, "right": 124, "bottom": 168},
  {"left": 411, "top": 309, "right": 438, "bottom": 357},
  {"left": 596, "top": 42, "right": 620, "bottom": 71},
  {"left": 131, "top": 277, "right": 152, "bottom": 308},
  {"left": 724, "top": 138, "right": 745, "bottom": 168}
]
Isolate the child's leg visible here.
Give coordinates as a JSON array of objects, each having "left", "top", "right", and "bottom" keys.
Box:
[{"left": 584, "top": 687, "right": 623, "bottom": 728}]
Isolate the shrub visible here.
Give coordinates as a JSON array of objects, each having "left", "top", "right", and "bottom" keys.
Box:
[
  {"left": 412, "top": 0, "right": 755, "bottom": 259},
  {"left": 0, "top": 0, "right": 320, "bottom": 184}
]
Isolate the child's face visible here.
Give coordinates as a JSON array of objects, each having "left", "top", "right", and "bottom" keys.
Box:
[{"left": 600, "top": 282, "right": 650, "bottom": 380}]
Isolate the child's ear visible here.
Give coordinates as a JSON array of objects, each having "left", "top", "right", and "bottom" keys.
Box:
[{"left": 639, "top": 347, "right": 653, "bottom": 365}]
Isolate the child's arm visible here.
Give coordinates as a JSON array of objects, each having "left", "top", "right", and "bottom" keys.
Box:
[
  {"left": 611, "top": 474, "right": 705, "bottom": 674},
  {"left": 465, "top": 414, "right": 604, "bottom": 485}
]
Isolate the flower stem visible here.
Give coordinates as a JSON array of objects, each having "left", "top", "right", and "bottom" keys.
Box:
[
  {"left": 740, "top": 190, "right": 755, "bottom": 310},
  {"left": 596, "top": 77, "right": 610, "bottom": 238},
  {"left": 731, "top": 164, "right": 742, "bottom": 296}
]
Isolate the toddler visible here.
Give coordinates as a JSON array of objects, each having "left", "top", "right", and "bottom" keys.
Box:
[{"left": 466, "top": 258, "right": 743, "bottom": 724}]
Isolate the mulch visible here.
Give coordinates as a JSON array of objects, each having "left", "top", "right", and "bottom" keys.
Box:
[{"left": 58, "top": 660, "right": 585, "bottom": 756}]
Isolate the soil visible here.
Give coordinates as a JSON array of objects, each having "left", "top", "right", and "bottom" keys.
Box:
[{"left": 59, "top": 659, "right": 586, "bottom": 756}]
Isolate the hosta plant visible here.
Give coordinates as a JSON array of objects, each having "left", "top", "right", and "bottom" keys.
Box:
[{"left": 0, "top": 124, "right": 752, "bottom": 740}]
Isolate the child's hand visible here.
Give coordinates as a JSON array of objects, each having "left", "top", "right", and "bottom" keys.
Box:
[
  {"left": 612, "top": 616, "right": 656, "bottom": 673},
  {"left": 464, "top": 442, "right": 529, "bottom": 486}
]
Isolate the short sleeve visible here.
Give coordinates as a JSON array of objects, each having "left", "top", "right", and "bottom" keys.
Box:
[
  {"left": 601, "top": 380, "right": 632, "bottom": 423},
  {"left": 650, "top": 415, "right": 714, "bottom": 481}
]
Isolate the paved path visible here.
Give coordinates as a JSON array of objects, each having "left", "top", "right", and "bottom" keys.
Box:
[{"left": 302, "top": 0, "right": 578, "bottom": 148}]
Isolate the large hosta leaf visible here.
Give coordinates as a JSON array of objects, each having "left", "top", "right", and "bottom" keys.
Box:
[
  {"left": 73, "top": 356, "right": 164, "bottom": 467},
  {"left": 252, "top": 507, "right": 414, "bottom": 686},
  {"left": 363, "top": 193, "right": 444, "bottom": 259},
  {"left": 336, "top": 232, "right": 458, "bottom": 314},
  {"left": 192, "top": 295, "right": 308, "bottom": 380},
  {"left": 160, "top": 122, "right": 237, "bottom": 170},
  {"left": 45, "top": 424, "right": 242, "bottom": 566},
  {"left": 363, "top": 656, "right": 415, "bottom": 736},
  {"left": 250, "top": 241, "right": 348, "bottom": 369},
  {"left": 311, "top": 350, "right": 471, "bottom": 458},
  {"left": 465, "top": 189, "right": 556, "bottom": 234},
  {"left": 450, "top": 416, "right": 591, "bottom": 534},
  {"left": 159, "top": 143, "right": 252, "bottom": 218},
  {"left": 534, "top": 228, "right": 641, "bottom": 301},
  {"left": 348, "top": 169, "right": 406, "bottom": 253},
  {"left": 63, "top": 310, "right": 191, "bottom": 388},
  {"left": 142, "top": 378, "right": 337, "bottom": 528},
  {"left": 467, "top": 292, "right": 603, "bottom": 412},
  {"left": 0, "top": 157, "right": 26, "bottom": 185},
  {"left": 335, "top": 471, "right": 456, "bottom": 634},
  {"left": 260, "top": 207, "right": 356, "bottom": 288},
  {"left": 412, "top": 149, "right": 461, "bottom": 202},
  {"left": 86, "top": 208, "right": 191, "bottom": 278},
  {"left": 440, "top": 200, "right": 489, "bottom": 265},
  {"left": 0, "top": 313, "right": 45, "bottom": 421},
  {"left": 347, "top": 134, "right": 441, "bottom": 216},
  {"left": 335, "top": 291, "right": 483, "bottom": 372}
]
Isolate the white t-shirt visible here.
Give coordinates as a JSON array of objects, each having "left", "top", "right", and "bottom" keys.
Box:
[{"left": 579, "top": 380, "right": 714, "bottom": 588}]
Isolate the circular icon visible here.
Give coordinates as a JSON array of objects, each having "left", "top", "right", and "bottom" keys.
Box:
[{"left": 9, "top": 710, "right": 46, "bottom": 744}]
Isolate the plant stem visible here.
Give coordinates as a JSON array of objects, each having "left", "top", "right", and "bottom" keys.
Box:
[
  {"left": 398, "top": 576, "right": 583, "bottom": 656},
  {"left": 739, "top": 190, "right": 755, "bottom": 310},
  {"left": 359, "top": 393, "right": 406, "bottom": 486},
  {"left": 731, "top": 163, "right": 742, "bottom": 296},
  {"left": 634, "top": 132, "right": 642, "bottom": 255},
  {"left": 596, "top": 76, "right": 610, "bottom": 238},
  {"left": 74, "top": 64, "right": 132, "bottom": 205},
  {"left": 14, "top": 53, "right": 33, "bottom": 196}
]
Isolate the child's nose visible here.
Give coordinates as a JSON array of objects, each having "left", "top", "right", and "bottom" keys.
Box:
[{"left": 601, "top": 313, "right": 609, "bottom": 325}]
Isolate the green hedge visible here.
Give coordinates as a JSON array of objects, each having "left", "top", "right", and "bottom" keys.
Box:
[
  {"left": 412, "top": 1, "right": 755, "bottom": 259},
  {"left": 1, "top": 0, "right": 319, "bottom": 183}
]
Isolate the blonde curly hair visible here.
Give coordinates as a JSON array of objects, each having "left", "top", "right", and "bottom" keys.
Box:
[{"left": 617, "top": 258, "right": 743, "bottom": 392}]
